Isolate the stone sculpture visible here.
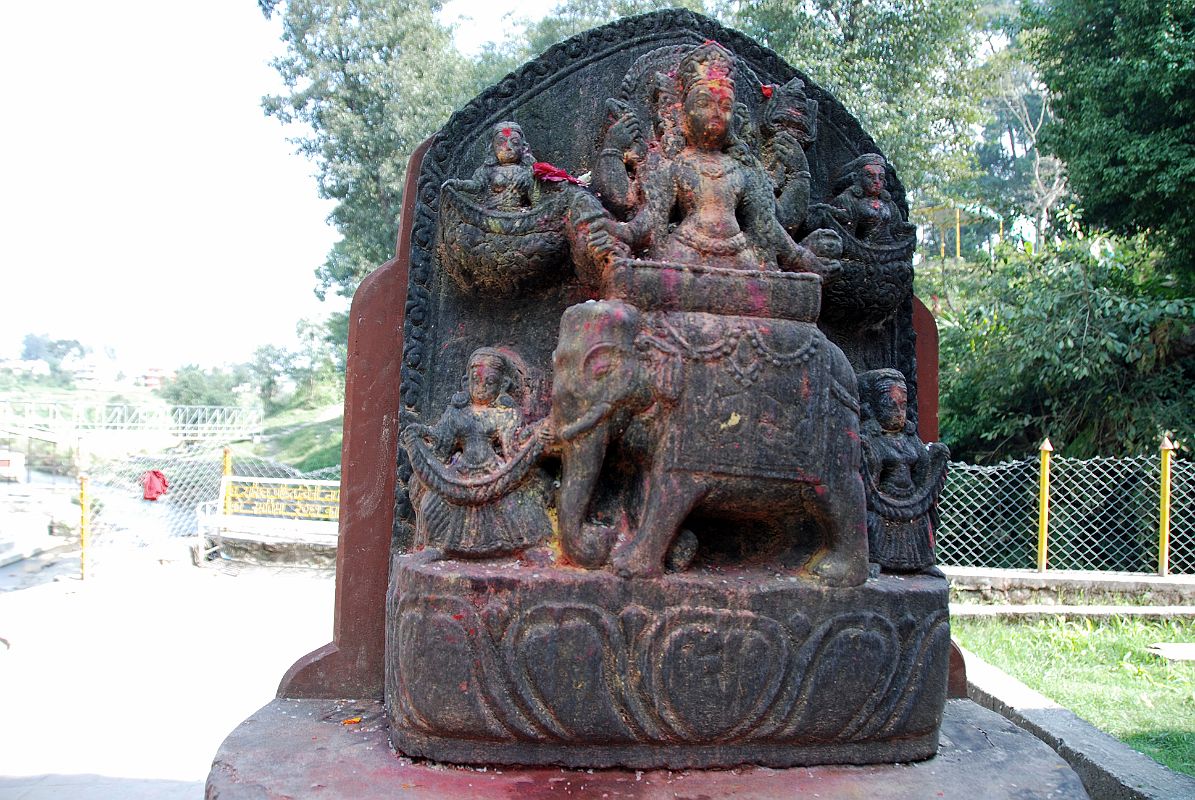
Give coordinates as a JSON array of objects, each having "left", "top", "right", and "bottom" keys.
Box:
[
  {"left": 760, "top": 77, "right": 818, "bottom": 235},
  {"left": 589, "top": 42, "right": 838, "bottom": 275},
  {"left": 859, "top": 369, "right": 950, "bottom": 574},
  {"left": 437, "top": 122, "right": 568, "bottom": 293},
  {"left": 386, "top": 11, "right": 950, "bottom": 772},
  {"left": 400, "top": 347, "right": 552, "bottom": 558},
  {"left": 807, "top": 153, "right": 918, "bottom": 330}
]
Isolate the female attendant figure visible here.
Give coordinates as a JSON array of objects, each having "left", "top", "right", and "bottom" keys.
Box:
[
  {"left": 858, "top": 369, "right": 950, "bottom": 573},
  {"left": 829, "top": 154, "right": 915, "bottom": 244},
  {"left": 447, "top": 121, "right": 536, "bottom": 211},
  {"left": 402, "top": 347, "right": 552, "bottom": 558}
]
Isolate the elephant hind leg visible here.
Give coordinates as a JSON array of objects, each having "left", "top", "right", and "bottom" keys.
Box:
[
  {"left": 805, "top": 474, "right": 868, "bottom": 587},
  {"left": 611, "top": 469, "right": 706, "bottom": 579}
]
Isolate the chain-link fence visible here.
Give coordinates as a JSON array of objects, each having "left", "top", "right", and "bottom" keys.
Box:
[
  {"left": 937, "top": 460, "right": 1038, "bottom": 569},
  {"left": 1171, "top": 459, "right": 1195, "bottom": 574},
  {"left": 938, "top": 449, "right": 1191, "bottom": 575},
  {"left": 20, "top": 435, "right": 1191, "bottom": 578},
  {"left": 75, "top": 445, "right": 340, "bottom": 575}
]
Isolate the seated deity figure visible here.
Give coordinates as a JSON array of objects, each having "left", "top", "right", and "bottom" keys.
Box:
[
  {"left": 829, "top": 154, "right": 916, "bottom": 244},
  {"left": 401, "top": 347, "right": 552, "bottom": 558},
  {"left": 858, "top": 369, "right": 950, "bottom": 574},
  {"left": 590, "top": 41, "right": 834, "bottom": 274},
  {"left": 444, "top": 121, "right": 536, "bottom": 211}
]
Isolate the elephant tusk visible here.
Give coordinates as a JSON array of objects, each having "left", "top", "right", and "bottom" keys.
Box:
[{"left": 559, "top": 402, "right": 613, "bottom": 441}]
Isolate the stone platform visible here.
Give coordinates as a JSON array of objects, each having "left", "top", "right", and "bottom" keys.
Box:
[
  {"left": 206, "top": 698, "right": 1090, "bottom": 799},
  {"left": 388, "top": 554, "right": 951, "bottom": 768}
]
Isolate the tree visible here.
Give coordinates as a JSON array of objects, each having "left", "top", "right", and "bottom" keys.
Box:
[
  {"left": 21, "top": 334, "right": 85, "bottom": 368},
  {"left": 249, "top": 345, "right": 295, "bottom": 411},
  {"left": 1025, "top": 0, "right": 1195, "bottom": 279},
  {"left": 287, "top": 318, "right": 344, "bottom": 407},
  {"left": 159, "top": 365, "right": 247, "bottom": 407},
  {"left": 728, "top": 0, "right": 985, "bottom": 197},
  {"left": 937, "top": 229, "right": 1195, "bottom": 462},
  {"left": 263, "top": 0, "right": 479, "bottom": 300}
]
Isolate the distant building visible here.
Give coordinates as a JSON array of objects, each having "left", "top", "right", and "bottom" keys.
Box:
[
  {"left": 0, "top": 359, "right": 51, "bottom": 378},
  {"left": 137, "top": 367, "right": 171, "bottom": 390}
]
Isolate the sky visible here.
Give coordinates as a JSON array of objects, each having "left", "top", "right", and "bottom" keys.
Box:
[{"left": 0, "top": 0, "right": 553, "bottom": 372}]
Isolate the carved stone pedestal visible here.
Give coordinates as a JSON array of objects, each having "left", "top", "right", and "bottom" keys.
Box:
[{"left": 387, "top": 551, "right": 950, "bottom": 769}]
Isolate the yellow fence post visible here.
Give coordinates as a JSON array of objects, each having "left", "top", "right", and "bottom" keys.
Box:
[
  {"left": 1159, "top": 436, "right": 1175, "bottom": 576},
  {"left": 955, "top": 208, "right": 962, "bottom": 259},
  {"left": 222, "top": 447, "right": 232, "bottom": 516},
  {"left": 79, "top": 474, "right": 89, "bottom": 581},
  {"left": 1037, "top": 439, "right": 1053, "bottom": 572}
]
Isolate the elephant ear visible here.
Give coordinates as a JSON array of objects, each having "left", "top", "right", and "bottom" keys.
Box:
[{"left": 582, "top": 342, "right": 624, "bottom": 383}]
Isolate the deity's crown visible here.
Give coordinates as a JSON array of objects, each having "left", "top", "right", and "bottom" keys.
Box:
[{"left": 677, "top": 40, "right": 735, "bottom": 93}]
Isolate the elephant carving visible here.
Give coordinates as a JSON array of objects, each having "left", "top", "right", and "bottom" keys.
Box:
[{"left": 551, "top": 298, "right": 868, "bottom": 584}]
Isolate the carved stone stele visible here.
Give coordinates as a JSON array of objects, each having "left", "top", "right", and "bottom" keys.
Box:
[{"left": 386, "top": 10, "right": 947, "bottom": 770}]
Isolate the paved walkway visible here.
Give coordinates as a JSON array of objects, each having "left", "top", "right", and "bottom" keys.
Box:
[
  {"left": 952, "top": 603, "right": 1195, "bottom": 618},
  {"left": 0, "top": 542, "right": 335, "bottom": 799}
]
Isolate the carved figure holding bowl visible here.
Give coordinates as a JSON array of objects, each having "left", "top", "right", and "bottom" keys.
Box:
[
  {"left": 445, "top": 121, "right": 536, "bottom": 211},
  {"left": 827, "top": 153, "right": 915, "bottom": 245},
  {"left": 436, "top": 121, "right": 569, "bottom": 293}
]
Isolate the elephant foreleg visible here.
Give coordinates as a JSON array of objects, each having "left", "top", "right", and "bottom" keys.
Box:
[
  {"left": 806, "top": 473, "right": 868, "bottom": 587},
  {"left": 611, "top": 467, "right": 706, "bottom": 579}
]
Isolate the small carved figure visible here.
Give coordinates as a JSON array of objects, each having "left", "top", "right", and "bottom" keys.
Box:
[
  {"left": 589, "top": 42, "right": 837, "bottom": 275},
  {"left": 858, "top": 369, "right": 949, "bottom": 573},
  {"left": 760, "top": 77, "right": 818, "bottom": 234},
  {"left": 828, "top": 154, "right": 915, "bottom": 244},
  {"left": 436, "top": 122, "right": 569, "bottom": 293},
  {"left": 401, "top": 347, "right": 552, "bottom": 558},
  {"left": 447, "top": 121, "right": 537, "bottom": 210}
]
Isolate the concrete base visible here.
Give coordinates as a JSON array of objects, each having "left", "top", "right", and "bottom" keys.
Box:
[
  {"left": 963, "top": 646, "right": 1195, "bottom": 800},
  {"left": 944, "top": 566, "right": 1195, "bottom": 607},
  {"left": 390, "top": 555, "right": 951, "bottom": 768},
  {"left": 206, "top": 698, "right": 1089, "bottom": 799}
]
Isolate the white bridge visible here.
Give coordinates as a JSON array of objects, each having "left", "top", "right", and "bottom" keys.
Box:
[{"left": 0, "top": 400, "right": 264, "bottom": 442}]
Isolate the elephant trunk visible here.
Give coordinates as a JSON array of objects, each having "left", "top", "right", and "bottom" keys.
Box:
[{"left": 558, "top": 424, "right": 615, "bottom": 568}]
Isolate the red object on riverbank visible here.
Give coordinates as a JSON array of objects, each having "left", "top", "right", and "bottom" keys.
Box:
[{"left": 141, "top": 470, "right": 168, "bottom": 501}]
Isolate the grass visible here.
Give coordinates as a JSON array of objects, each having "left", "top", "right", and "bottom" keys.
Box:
[
  {"left": 954, "top": 615, "right": 1195, "bottom": 776},
  {"left": 238, "top": 403, "right": 343, "bottom": 472}
]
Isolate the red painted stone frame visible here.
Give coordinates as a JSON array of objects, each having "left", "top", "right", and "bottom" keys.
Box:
[{"left": 277, "top": 139, "right": 431, "bottom": 700}]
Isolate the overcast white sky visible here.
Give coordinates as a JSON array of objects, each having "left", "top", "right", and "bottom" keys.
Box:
[{"left": 0, "top": 0, "right": 552, "bottom": 371}]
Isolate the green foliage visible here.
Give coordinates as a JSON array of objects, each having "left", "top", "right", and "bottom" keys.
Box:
[
  {"left": 1025, "top": 0, "right": 1195, "bottom": 276},
  {"left": 287, "top": 317, "right": 344, "bottom": 408},
  {"left": 514, "top": 0, "right": 705, "bottom": 60},
  {"left": 946, "top": 2, "right": 1069, "bottom": 241},
  {"left": 260, "top": 412, "right": 344, "bottom": 471},
  {"left": 931, "top": 228, "right": 1195, "bottom": 461},
  {"left": 264, "top": 0, "right": 480, "bottom": 300},
  {"left": 953, "top": 615, "right": 1195, "bottom": 776},
  {"left": 249, "top": 345, "right": 295, "bottom": 412},
  {"left": 21, "top": 334, "right": 85, "bottom": 367},
  {"left": 158, "top": 365, "right": 247, "bottom": 407},
  {"left": 728, "top": 0, "right": 985, "bottom": 196}
]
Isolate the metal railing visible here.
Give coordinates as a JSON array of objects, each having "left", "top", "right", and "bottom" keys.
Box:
[
  {"left": 937, "top": 438, "right": 1192, "bottom": 575},
  {"left": 0, "top": 400, "right": 263, "bottom": 440}
]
